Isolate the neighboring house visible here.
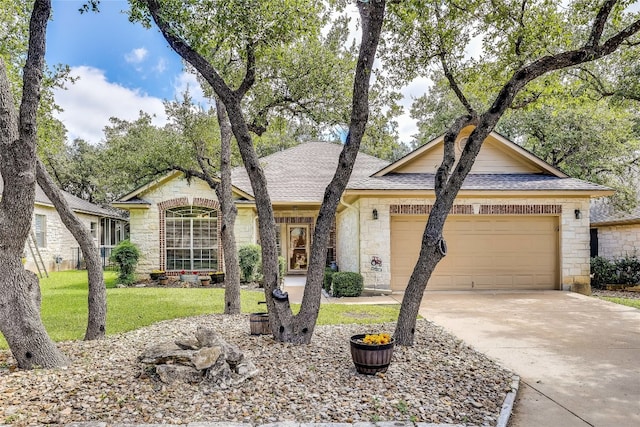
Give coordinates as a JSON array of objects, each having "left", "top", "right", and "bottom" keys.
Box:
[
  {"left": 590, "top": 201, "right": 640, "bottom": 260},
  {"left": 114, "top": 128, "right": 611, "bottom": 292},
  {"left": 12, "top": 182, "right": 128, "bottom": 273}
]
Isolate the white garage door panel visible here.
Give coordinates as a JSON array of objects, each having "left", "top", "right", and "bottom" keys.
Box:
[{"left": 390, "top": 216, "right": 559, "bottom": 291}]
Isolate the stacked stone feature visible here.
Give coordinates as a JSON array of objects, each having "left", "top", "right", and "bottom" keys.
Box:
[{"left": 138, "top": 327, "right": 258, "bottom": 387}]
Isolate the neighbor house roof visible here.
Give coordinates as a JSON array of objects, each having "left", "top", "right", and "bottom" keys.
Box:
[
  {"left": 0, "top": 178, "right": 124, "bottom": 219},
  {"left": 590, "top": 200, "right": 640, "bottom": 226},
  {"left": 230, "top": 141, "right": 390, "bottom": 203},
  {"left": 347, "top": 173, "right": 612, "bottom": 194}
]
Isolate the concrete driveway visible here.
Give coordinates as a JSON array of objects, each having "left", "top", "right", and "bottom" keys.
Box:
[{"left": 418, "top": 291, "right": 640, "bottom": 427}]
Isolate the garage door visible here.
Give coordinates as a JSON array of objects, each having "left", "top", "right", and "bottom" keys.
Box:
[{"left": 390, "top": 216, "right": 558, "bottom": 291}]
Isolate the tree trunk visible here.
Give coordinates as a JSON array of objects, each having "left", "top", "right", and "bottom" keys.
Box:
[
  {"left": 143, "top": 0, "right": 387, "bottom": 344},
  {"left": 214, "top": 99, "right": 241, "bottom": 314},
  {"left": 0, "top": 0, "right": 68, "bottom": 369},
  {"left": 36, "top": 160, "right": 107, "bottom": 340},
  {"left": 285, "top": 0, "right": 387, "bottom": 343},
  {"left": 394, "top": 2, "right": 640, "bottom": 345}
]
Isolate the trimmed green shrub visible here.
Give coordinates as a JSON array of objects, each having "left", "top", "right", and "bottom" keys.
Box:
[
  {"left": 591, "top": 256, "right": 617, "bottom": 288},
  {"left": 239, "top": 244, "right": 261, "bottom": 282},
  {"left": 331, "top": 272, "right": 364, "bottom": 297},
  {"left": 109, "top": 240, "right": 140, "bottom": 285},
  {"left": 323, "top": 268, "right": 335, "bottom": 292},
  {"left": 591, "top": 254, "right": 640, "bottom": 288}
]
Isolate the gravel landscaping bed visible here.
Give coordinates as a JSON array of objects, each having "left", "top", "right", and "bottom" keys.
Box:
[
  {"left": 592, "top": 288, "right": 640, "bottom": 299},
  {"left": 0, "top": 316, "right": 513, "bottom": 426}
]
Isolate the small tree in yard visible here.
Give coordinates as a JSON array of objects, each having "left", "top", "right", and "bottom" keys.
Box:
[{"left": 110, "top": 240, "right": 141, "bottom": 285}]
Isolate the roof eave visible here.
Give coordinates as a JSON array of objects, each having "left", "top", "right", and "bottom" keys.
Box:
[{"left": 344, "top": 189, "right": 614, "bottom": 197}]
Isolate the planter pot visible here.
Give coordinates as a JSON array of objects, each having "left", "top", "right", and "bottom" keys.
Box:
[
  {"left": 180, "top": 274, "right": 198, "bottom": 283},
  {"left": 350, "top": 334, "right": 395, "bottom": 375},
  {"left": 211, "top": 273, "right": 225, "bottom": 284},
  {"left": 150, "top": 272, "right": 165, "bottom": 280},
  {"left": 200, "top": 277, "right": 211, "bottom": 286},
  {"left": 249, "top": 313, "right": 270, "bottom": 335},
  {"left": 158, "top": 277, "right": 169, "bottom": 286}
]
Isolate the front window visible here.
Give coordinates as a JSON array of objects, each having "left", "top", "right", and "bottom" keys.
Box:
[
  {"left": 34, "top": 214, "right": 47, "bottom": 247},
  {"left": 165, "top": 206, "right": 218, "bottom": 271},
  {"left": 90, "top": 222, "right": 98, "bottom": 239}
]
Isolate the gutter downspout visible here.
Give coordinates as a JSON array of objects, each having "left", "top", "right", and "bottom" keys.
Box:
[{"left": 339, "top": 196, "right": 360, "bottom": 271}]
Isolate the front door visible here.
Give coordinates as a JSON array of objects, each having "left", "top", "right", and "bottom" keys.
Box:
[{"left": 288, "top": 225, "right": 309, "bottom": 273}]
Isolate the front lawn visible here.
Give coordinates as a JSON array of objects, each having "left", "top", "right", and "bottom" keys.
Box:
[{"left": 0, "top": 271, "right": 400, "bottom": 349}]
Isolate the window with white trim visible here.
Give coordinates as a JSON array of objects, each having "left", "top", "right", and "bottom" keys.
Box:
[{"left": 165, "top": 206, "right": 218, "bottom": 271}]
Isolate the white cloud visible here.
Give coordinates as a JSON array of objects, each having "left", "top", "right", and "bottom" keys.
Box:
[
  {"left": 154, "top": 58, "right": 167, "bottom": 74},
  {"left": 172, "top": 71, "right": 215, "bottom": 108},
  {"left": 124, "top": 47, "right": 148, "bottom": 64},
  {"left": 53, "top": 66, "right": 167, "bottom": 144},
  {"left": 396, "top": 76, "right": 431, "bottom": 145}
]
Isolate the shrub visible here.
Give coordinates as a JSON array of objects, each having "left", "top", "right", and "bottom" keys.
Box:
[
  {"left": 331, "top": 272, "right": 364, "bottom": 297},
  {"left": 109, "top": 240, "right": 140, "bottom": 285},
  {"left": 239, "top": 244, "right": 261, "bottom": 283},
  {"left": 591, "top": 254, "right": 640, "bottom": 288},
  {"left": 614, "top": 254, "right": 640, "bottom": 285},
  {"left": 323, "top": 268, "right": 335, "bottom": 292}
]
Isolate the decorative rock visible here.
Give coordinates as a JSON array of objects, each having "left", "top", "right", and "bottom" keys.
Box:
[
  {"left": 138, "top": 343, "right": 195, "bottom": 366},
  {"left": 140, "top": 327, "right": 257, "bottom": 386},
  {"left": 175, "top": 337, "right": 200, "bottom": 350},
  {"left": 156, "top": 364, "right": 203, "bottom": 384},
  {"left": 195, "top": 326, "right": 223, "bottom": 348},
  {"left": 192, "top": 346, "right": 223, "bottom": 370}
]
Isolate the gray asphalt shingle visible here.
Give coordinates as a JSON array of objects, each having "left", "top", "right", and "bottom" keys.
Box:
[{"left": 231, "top": 141, "right": 390, "bottom": 202}]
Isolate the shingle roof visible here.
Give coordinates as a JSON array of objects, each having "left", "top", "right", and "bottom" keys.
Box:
[
  {"left": 347, "top": 173, "right": 612, "bottom": 192},
  {"left": 0, "top": 177, "right": 124, "bottom": 219},
  {"left": 231, "top": 142, "right": 390, "bottom": 203},
  {"left": 590, "top": 200, "right": 640, "bottom": 225}
]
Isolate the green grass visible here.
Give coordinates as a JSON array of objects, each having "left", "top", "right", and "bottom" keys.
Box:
[
  {"left": 600, "top": 297, "right": 640, "bottom": 310},
  {"left": 0, "top": 271, "right": 400, "bottom": 349}
]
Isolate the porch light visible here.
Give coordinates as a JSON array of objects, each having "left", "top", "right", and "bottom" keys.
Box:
[
  {"left": 574, "top": 209, "right": 582, "bottom": 219},
  {"left": 372, "top": 209, "right": 378, "bottom": 220}
]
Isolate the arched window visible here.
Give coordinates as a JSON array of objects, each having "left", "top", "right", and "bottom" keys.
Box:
[{"left": 165, "top": 206, "right": 218, "bottom": 271}]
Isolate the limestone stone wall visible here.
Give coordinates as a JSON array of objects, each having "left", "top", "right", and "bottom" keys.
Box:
[
  {"left": 336, "top": 201, "right": 360, "bottom": 273},
  {"left": 129, "top": 174, "right": 218, "bottom": 273},
  {"left": 25, "top": 205, "right": 101, "bottom": 273},
  {"left": 596, "top": 223, "right": 640, "bottom": 260},
  {"left": 338, "top": 196, "right": 592, "bottom": 290}
]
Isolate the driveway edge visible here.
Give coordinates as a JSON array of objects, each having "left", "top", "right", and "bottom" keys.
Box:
[{"left": 496, "top": 375, "right": 520, "bottom": 427}]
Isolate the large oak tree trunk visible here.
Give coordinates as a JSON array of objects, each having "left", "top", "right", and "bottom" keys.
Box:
[
  {"left": 0, "top": 0, "right": 68, "bottom": 369},
  {"left": 36, "top": 160, "right": 107, "bottom": 340},
  {"left": 394, "top": 2, "right": 640, "bottom": 345},
  {"left": 144, "top": 0, "right": 386, "bottom": 343},
  {"left": 283, "top": 0, "right": 387, "bottom": 343},
  {"left": 215, "top": 99, "right": 241, "bottom": 314}
]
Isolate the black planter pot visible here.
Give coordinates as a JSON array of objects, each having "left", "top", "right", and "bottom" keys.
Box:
[
  {"left": 350, "top": 334, "right": 395, "bottom": 375},
  {"left": 210, "top": 273, "right": 225, "bottom": 284}
]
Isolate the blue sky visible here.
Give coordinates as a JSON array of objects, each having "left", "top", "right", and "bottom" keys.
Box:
[
  {"left": 46, "top": 0, "right": 211, "bottom": 144},
  {"left": 45, "top": 0, "right": 421, "bottom": 145}
]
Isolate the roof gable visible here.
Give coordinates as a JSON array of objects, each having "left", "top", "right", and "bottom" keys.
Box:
[
  {"left": 117, "top": 170, "right": 254, "bottom": 202},
  {"left": 374, "top": 126, "right": 568, "bottom": 178}
]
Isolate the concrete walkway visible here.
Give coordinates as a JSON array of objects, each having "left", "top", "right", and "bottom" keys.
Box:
[
  {"left": 282, "top": 280, "right": 640, "bottom": 427},
  {"left": 418, "top": 291, "right": 640, "bottom": 427}
]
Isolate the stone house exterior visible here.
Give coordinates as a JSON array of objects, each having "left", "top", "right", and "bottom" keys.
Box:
[
  {"left": 115, "top": 129, "right": 610, "bottom": 292},
  {"left": 590, "top": 202, "right": 640, "bottom": 260},
  {"left": 17, "top": 184, "right": 127, "bottom": 273}
]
